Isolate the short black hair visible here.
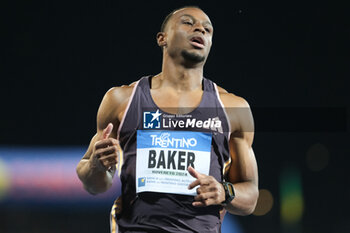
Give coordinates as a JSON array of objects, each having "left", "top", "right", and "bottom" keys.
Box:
[{"left": 160, "top": 6, "right": 202, "bottom": 32}]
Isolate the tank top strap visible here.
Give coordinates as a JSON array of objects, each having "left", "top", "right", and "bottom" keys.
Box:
[{"left": 202, "top": 77, "right": 216, "bottom": 92}]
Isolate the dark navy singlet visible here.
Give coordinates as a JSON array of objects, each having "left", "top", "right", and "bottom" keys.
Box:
[{"left": 112, "top": 76, "right": 231, "bottom": 233}]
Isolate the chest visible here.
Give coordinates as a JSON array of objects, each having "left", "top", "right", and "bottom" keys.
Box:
[{"left": 150, "top": 89, "right": 203, "bottom": 114}]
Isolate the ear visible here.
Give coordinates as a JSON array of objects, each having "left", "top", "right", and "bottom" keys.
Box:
[{"left": 156, "top": 32, "right": 167, "bottom": 48}]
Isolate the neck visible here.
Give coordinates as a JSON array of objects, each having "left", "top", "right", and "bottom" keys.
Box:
[{"left": 155, "top": 53, "right": 204, "bottom": 91}]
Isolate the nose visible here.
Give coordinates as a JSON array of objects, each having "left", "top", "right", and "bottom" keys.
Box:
[{"left": 193, "top": 22, "right": 206, "bottom": 34}]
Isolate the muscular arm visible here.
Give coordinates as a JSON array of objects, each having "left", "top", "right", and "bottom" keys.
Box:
[
  {"left": 188, "top": 91, "right": 258, "bottom": 216},
  {"left": 76, "top": 86, "right": 131, "bottom": 195},
  {"left": 224, "top": 95, "right": 259, "bottom": 215},
  {"left": 225, "top": 132, "right": 258, "bottom": 215}
]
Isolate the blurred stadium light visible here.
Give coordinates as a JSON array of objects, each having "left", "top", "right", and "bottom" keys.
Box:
[
  {"left": 0, "top": 146, "right": 243, "bottom": 232},
  {"left": 0, "top": 147, "right": 121, "bottom": 207}
]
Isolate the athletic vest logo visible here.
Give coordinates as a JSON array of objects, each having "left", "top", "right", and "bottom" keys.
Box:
[
  {"left": 143, "top": 109, "right": 162, "bottom": 129},
  {"left": 143, "top": 109, "right": 223, "bottom": 132}
]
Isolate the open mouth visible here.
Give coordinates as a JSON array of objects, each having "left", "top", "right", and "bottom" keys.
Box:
[{"left": 190, "top": 36, "right": 205, "bottom": 49}]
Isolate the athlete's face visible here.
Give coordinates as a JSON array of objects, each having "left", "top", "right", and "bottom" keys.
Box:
[{"left": 158, "top": 8, "right": 213, "bottom": 65}]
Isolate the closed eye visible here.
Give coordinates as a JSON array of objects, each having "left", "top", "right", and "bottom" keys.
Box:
[{"left": 183, "top": 21, "right": 193, "bottom": 25}]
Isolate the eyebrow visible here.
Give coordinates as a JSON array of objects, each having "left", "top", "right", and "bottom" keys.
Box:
[{"left": 180, "top": 14, "right": 213, "bottom": 27}]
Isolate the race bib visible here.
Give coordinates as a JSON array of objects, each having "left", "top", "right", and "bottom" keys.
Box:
[{"left": 136, "top": 130, "right": 212, "bottom": 196}]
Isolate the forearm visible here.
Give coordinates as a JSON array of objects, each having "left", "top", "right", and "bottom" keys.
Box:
[
  {"left": 76, "top": 159, "right": 114, "bottom": 195},
  {"left": 225, "top": 181, "right": 259, "bottom": 215}
]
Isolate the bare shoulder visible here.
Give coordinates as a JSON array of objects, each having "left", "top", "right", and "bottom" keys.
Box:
[
  {"left": 216, "top": 85, "right": 254, "bottom": 134},
  {"left": 97, "top": 81, "right": 138, "bottom": 130},
  {"left": 105, "top": 81, "right": 138, "bottom": 105},
  {"left": 216, "top": 85, "right": 250, "bottom": 109}
]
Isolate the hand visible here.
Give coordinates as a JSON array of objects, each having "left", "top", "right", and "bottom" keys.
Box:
[
  {"left": 188, "top": 166, "right": 226, "bottom": 207},
  {"left": 90, "top": 123, "right": 120, "bottom": 172}
]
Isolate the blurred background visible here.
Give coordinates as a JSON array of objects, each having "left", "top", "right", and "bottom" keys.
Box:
[{"left": 1, "top": 0, "right": 349, "bottom": 232}]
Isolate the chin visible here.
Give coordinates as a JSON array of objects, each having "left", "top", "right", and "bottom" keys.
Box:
[{"left": 181, "top": 50, "right": 206, "bottom": 63}]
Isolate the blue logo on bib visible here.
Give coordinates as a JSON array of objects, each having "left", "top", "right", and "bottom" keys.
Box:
[
  {"left": 138, "top": 177, "right": 146, "bottom": 187},
  {"left": 143, "top": 110, "right": 161, "bottom": 129}
]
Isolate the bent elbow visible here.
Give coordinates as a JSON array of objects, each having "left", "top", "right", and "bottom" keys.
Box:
[
  {"left": 238, "top": 203, "right": 258, "bottom": 216},
  {"left": 247, "top": 188, "right": 260, "bottom": 215},
  {"left": 241, "top": 205, "right": 256, "bottom": 216},
  {"left": 85, "top": 186, "right": 101, "bottom": 195},
  {"left": 240, "top": 188, "right": 259, "bottom": 216},
  {"left": 84, "top": 183, "right": 111, "bottom": 195}
]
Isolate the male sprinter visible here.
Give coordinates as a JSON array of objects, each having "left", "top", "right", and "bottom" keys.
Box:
[{"left": 77, "top": 6, "right": 259, "bottom": 233}]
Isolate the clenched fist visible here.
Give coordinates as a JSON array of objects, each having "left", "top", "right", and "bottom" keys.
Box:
[
  {"left": 188, "top": 166, "right": 226, "bottom": 207},
  {"left": 90, "top": 123, "right": 121, "bottom": 172}
]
